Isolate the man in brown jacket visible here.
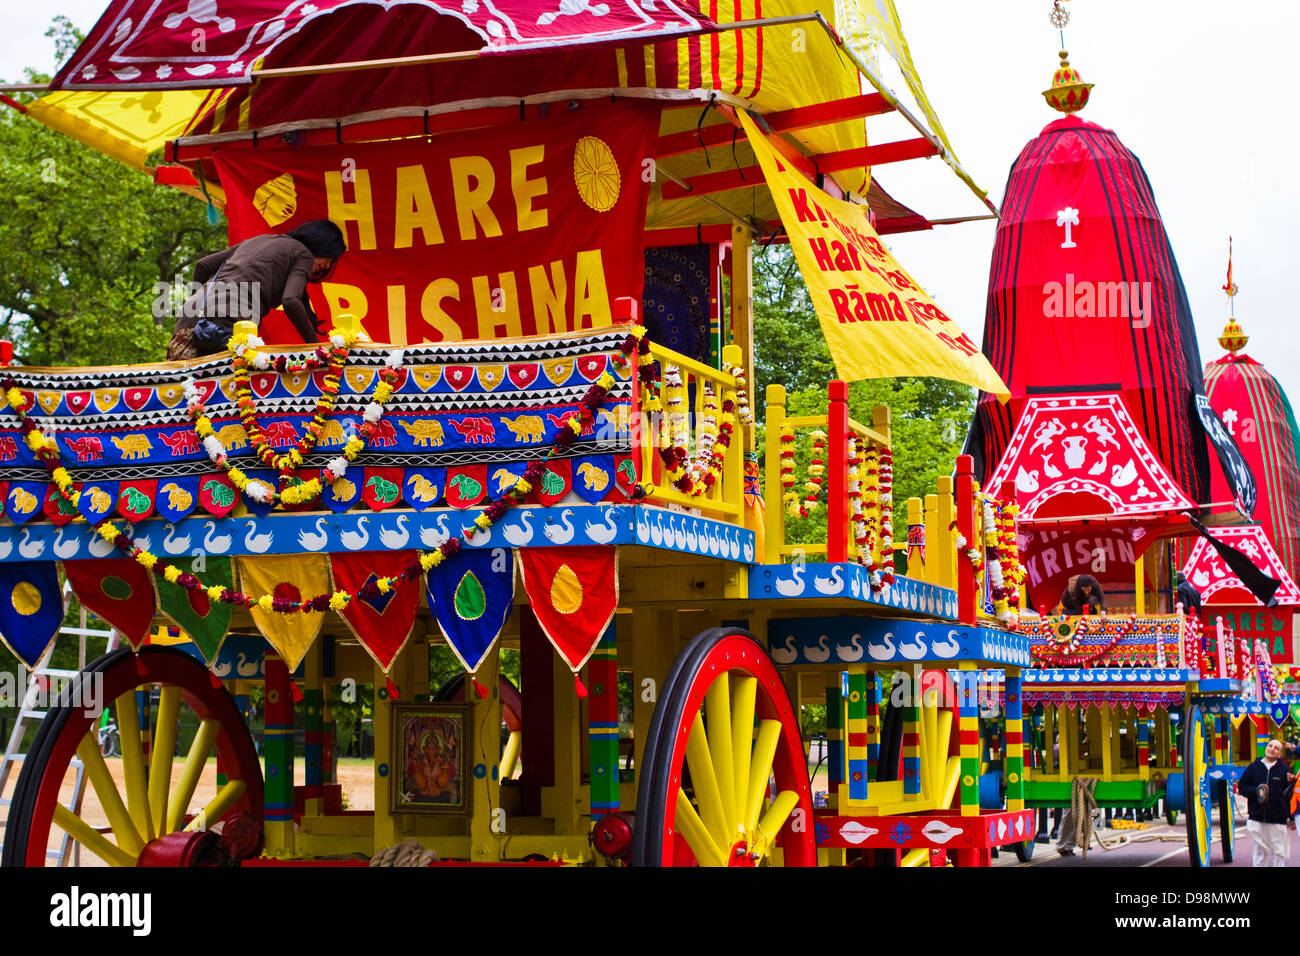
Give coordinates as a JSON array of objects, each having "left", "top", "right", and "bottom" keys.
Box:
[{"left": 168, "top": 219, "right": 346, "bottom": 359}]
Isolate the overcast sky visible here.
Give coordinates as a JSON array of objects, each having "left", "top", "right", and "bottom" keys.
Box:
[{"left": 3, "top": 1, "right": 1296, "bottom": 404}]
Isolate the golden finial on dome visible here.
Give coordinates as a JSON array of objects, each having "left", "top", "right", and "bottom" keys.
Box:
[
  {"left": 1043, "top": 49, "right": 1094, "bottom": 114},
  {"left": 1219, "top": 317, "right": 1248, "bottom": 355}
]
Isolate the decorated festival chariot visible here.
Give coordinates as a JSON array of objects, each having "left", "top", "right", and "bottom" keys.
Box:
[{"left": 0, "top": 0, "right": 1052, "bottom": 867}]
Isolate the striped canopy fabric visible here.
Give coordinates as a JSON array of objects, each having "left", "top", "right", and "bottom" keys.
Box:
[
  {"left": 1205, "top": 348, "right": 1300, "bottom": 589},
  {"left": 966, "top": 115, "right": 1221, "bottom": 509}
]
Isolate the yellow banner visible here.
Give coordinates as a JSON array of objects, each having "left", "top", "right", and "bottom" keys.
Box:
[{"left": 738, "top": 112, "right": 1008, "bottom": 399}]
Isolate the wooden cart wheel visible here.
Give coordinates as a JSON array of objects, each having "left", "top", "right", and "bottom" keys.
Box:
[
  {"left": 2, "top": 646, "right": 263, "bottom": 868},
  {"left": 433, "top": 674, "right": 523, "bottom": 778},
  {"left": 1217, "top": 780, "right": 1235, "bottom": 863},
  {"left": 1182, "top": 704, "right": 1212, "bottom": 868},
  {"left": 631, "top": 627, "right": 815, "bottom": 867}
]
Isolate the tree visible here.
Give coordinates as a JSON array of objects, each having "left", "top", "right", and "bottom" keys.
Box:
[
  {"left": 0, "top": 17, "right": 226, "bottom": 367},
  {"left": 752, "top": 245, "right": 976, "bottom": 541}
]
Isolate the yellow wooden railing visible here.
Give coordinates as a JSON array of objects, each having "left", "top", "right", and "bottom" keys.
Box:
[{"left": 635, "top": 342, "right": 745, "bottom": 522}]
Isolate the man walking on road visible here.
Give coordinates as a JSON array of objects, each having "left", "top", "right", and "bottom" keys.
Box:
[{"left": 1238, "top": 738, "right": 1294, "bottom": 866}]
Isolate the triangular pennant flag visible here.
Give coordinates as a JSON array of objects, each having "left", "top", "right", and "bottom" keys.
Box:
[
  {"left": 517, "top": 546, "right": 618, "bottom": 675},
  {"left": 117, "top": 480, "right": 157, "bottom": 523},
  {"left": 324, "top": 473, "right": 363, "bottom": 513},
  {"left": 330, "top": 550, "right": 421, "bottom": 672},
  {"left": 154, "top": 555, "right": 236, "bottom": 664},
  {"left": 613, "top": 455, "right": 638, "bottom": 498},
  {"left": 155, "top": 477, "right": 200, "bottom": 522},
  {"left": 362, "top": 468, "right": 404, "bottom": 511},
  {"left": 573, "top": 455, "right": 615, "bottom": 504},
  {"left": 427, "top": 546, "right": 515, "bottom": 676},
  {"left": 77, "top": 480, "right": 119, "bottom": 523},
  {"left": 534, "top": 459, "right": 571, "bottom": 507},
  {"left": 43, "top": 485, "right": 79, "bottom": 526},
  {"left": 6, "top": 481, "right": 45, "bottom": 524},
  {"left": 242, "top": 470, "right": 278, "bottom": 518},
  {"left": 487, "top": 463, "right": 527, "bottom": 499},
  {"left": 65, "top": 558, "right": 158, "bottom": 650},
  {"left": 0, "top": 561, "right": 63, "bottom": 668},
  {"left": 1188, "top": 515, "right": 1282, "bottom": 606},
  {"left": 199, "top": 473, "right": 239, "bottom": 517},
  {"left": 446, "top": 466, "right": 487, "bottom": 509},
  {"left": 403, "top": 467, "right": 446, "bottom": 510},
  {"left": 235, "top": 554, "right": 332, "bottom": 672}
]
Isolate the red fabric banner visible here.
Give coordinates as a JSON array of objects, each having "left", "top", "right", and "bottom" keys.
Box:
[
  {"left": 517, "top": 545, "right": 617, "bottom": 673},
  {"left": 212, "top": 103, "right": 659, "bottom": 346},
  {"left": 329, "top": 550, "right": 422, "bottom": 672},
  {"left": 1020, "top": 525, "right": 1164, "bottom": 615},
  {"left": 64, "top": 558, "right": 158, "bottom": 649}
]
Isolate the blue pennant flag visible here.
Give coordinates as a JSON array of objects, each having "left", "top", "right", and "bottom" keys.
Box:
[
  {"left": 6, "top": 481, "right": 47, "bottom": 525},
  {"left": 485, "top": 462, "right": 527, "bottom": 499},
  {"left": 572, "top": 455, "right": 616, "bottom": 504},
  {"left": 77, "top": 480, "right": 120, "bottom": 523},
  {"left": 242, "top": 470, "right": 278, "bottom": 518},
  {"left": 403, "top": 467, "right": 446, "bottom": 511},
  {"left": 426, "top": 546, "right": 515, "bottom": 675},
  {"left": 0, "top": 561, "right": 63, "bottom": 668},
  {"left": 155, "top": 477, "right": 201, "bottom": 522},
  {"left": 323, "top": 473, "right": 363, "bottom": 513}
]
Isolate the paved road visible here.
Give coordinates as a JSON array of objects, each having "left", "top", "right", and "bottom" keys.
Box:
[{"left": 994, "top": 810, "right": 1298, "bottom": 868}]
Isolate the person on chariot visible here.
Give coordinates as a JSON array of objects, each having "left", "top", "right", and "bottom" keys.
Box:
[
  {"left": 1058, "top": 574, "right": 1105, "bottom": 616},
  {"left": 1175, "top": 571, "right": 1202, "bottom": 613},
  {"left": 167, "top": 219, "right": 347, "bottom": 360}
]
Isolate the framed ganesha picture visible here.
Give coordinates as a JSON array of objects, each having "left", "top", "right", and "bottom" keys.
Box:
[{"left": 391, "top": 703, "right": 471, "bottom": 815}]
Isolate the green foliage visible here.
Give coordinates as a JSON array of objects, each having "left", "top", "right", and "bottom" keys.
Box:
[
  {"left": 752, "top": 246, "right": 975, "bottom": 542},
  {"left": 0, "top": 17, "right": 226, "bottom": 368}
]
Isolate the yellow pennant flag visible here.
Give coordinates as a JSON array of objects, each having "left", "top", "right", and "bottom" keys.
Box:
[
  {"left": 235, "top": 555, "right": 333, "bottom": 672},
  {"left": 738, "top": 111, "right": 1009, "bottom": 399}
]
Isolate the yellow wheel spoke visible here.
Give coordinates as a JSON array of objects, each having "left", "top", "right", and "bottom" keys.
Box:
[
  {"left": 75, "top": 733, "right": 145, "bottom": 855},
  {"left": 685, "top": 712, "right": 729, "bottom": 846},
  {"left": 500, "top": 730, "right": 522, "bottom": 780},
  {"left": 704, "top": 674, "right": 738, "bottom": 840},
  {"left": 729, "top": 676, "right": 757, "bottom": 836},
  {"left": 148, "top": 685, "right": 181, "bottom": 831},
  {"left": 116, "top": 690, "right": 154, "bottom": 841},
  {"left": 674, "top": 789, "right": 727, "bottom": 867},
  {"left": 167, "top": 718, "right": 220, "bottom": 833},
  {"left": 743, "top": 719, "right": 783, "bottom": 836},
  {"left": 749, "top": 789, "right": 799, "bottom": 860},
  {"left": 184, "top": 779, "right": 248, "bottom": 832},
  {"left": 52, "top": 804, "right": 138, "bottom": 868}
]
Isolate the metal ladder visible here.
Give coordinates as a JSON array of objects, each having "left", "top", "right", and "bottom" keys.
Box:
[{"left": 0, "top": 600, "right": 116, "bottom": 865}]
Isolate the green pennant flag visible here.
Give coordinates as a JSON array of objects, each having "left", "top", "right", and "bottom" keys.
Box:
[{"left": 153, "top": 556, "right": 235, "bottom": 664}]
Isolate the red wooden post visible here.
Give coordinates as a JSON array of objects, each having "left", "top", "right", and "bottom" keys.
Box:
[
  {"left": 827, "top": 380, "right": 849, "bottom": 563},
  {"left": 613, "top": 296, "right": 639, "bottom": 325},
  {"left": 956, "top": 454, "right": 976, "bottom": 625},
  {"left": 0, "top": 341, "right": 12, "bottom": 366}
]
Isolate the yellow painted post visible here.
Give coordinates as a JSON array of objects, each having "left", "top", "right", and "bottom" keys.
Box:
[
  {"left": 373, "top": 660, "right": 401, "bottom": 854},
  {"left": 1085, "top": 706, "right": 1101, "bottom": 773},
  {"left": 935, "top": 476, "right": 956, "bottom": 591},
  {"left": 721, "top": 343, "right": 745, "bottom": 516},
  {"left": 551, "top": 649, "right": 583, "bottom": 836},
  {"left": 1061, "top": 706, "right": 1077, "bottom": 779},
  {"left": 1135, "top": 553, "right": 1146, "bottom": 615},
  {"left": 469, "top": 647, "right": 502, "bottom": 861},
  {"left": 1099, "top": 706, "right": 1113, "bottom": 780},
  {"left": 872, "top": 405, "right": 892, "bottom": 449},
  {"left": 303, "top": 639, "right": 324, "bottom": 819},
  {"left": 957, "top": 662, "right": 979, "bottom": 816},
  {"left": 731, "top": 224, "right": 754, "bottom": 433},
  {"left": 924, "top": 493, "right": 939, "bottom": 588},
  {"left": 632, "top": 609, "right": 676, "bottom": 786},
  {"left": 1043, "top": 704, "right": 1056, "bottom": 776},
  {"left": 764, "top": 384, "right": 787, "bottom": 565},
  {"left": 907, "top": 497, "right": 924, "bottom": 583}
]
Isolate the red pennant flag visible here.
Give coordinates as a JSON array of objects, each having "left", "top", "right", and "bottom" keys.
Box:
[
  {"left": 361, "top": 468, "right": 404, "bottom": 511},
  {"left": 64, "top": 558, "right": 158, "bottom": 649},
  {"left": 446, "top": 466, "right": 487, "bottom": 509},
  {"left": 117, "top": 480, "right": 157, "bottom": 523},
  {"left": 517, "top": 546, "right": 618, "bottom": 675},
  {"left": 534, "top": 459, "right": 572, "bottom": 507},
  {"left": 329, "top": 550, "right": 421, "bottom": 671},
  {"left": 199, "top": 473, "right": 240, "bottom": 517}
]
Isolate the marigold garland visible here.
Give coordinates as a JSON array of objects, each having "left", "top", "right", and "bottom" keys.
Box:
[
  {"left": 876, "top": 446, "right": 895, "bottom": 587},
  {"left": 3, "top": 327, "right": 644, "bottom": 615}
]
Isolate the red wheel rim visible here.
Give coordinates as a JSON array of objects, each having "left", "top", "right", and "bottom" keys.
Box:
[
  {"left": 654, "top": 633, "right": 815, "bottom": 866},
  {"left": 21, "top": 647, "right": 263, "bottom": 867}
]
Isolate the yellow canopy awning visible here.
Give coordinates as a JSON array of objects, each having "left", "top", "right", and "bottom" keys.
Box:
[{"left": 26, "top": 89, "right": 209, "bottom": 172}]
